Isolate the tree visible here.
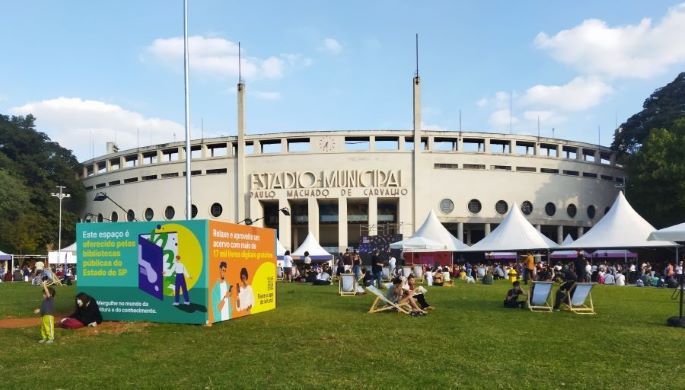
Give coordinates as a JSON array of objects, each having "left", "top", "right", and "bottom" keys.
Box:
[
  {"left": 0, "top": 114, "right": 84, "bottom": 253},
  {"left": 612, "top": 72, "right": 685, "bottom": 155},
  {"left": 626, "top": 119, "right": 685, "bottom": 228}
]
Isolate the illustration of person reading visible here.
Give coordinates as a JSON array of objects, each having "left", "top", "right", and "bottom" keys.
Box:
[
  {"left": 236, "top": 267, "right": 254, "bottom": 313},
  {"left": 165, "top": 255, "right": 191, "bottom": 305},
  {"left": 211, "top": 261, "right": 232, "bottom": 321}
]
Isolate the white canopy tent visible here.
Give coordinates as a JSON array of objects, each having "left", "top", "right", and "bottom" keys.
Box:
[
  {"left": 463, "top": 202, "right": 559, "bottom": 252},
  {"left": 551, "top": 235, "right": 582, "bottom": 259},
  {"left": 276, "top": 238, "right": 287, "bottom": 267},
  {"left": 389, "top": 236, "right": 446, "bottom": 251},
  {"left": 0, "top": 250, "right": 12, "bottom": 278},
  {"left": 291, "top": 232, "right": 333, "bottom": 261},
  {"left": 564, "top": 192, "right": 676, "bottom": 249},
  {"left": 48, "top": 242, "right": 77, "bottom": 265},
  {"left": 648, "top": 222, "right": 685, "bottom": 242},
  {"left": 390, "top": 210, "right": 469, "bottom": 252}
]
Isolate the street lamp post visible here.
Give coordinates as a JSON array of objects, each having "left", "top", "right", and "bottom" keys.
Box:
[{"left": 51, "top": 186, "right": 71, "bottom": 276}]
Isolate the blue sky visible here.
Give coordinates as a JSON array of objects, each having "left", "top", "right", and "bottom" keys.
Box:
[{"left": 2, "top": 1, "right": 685, "bottom": 161}]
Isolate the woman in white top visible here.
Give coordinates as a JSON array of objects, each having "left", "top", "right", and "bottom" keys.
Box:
[{"left": 283, "top": 250, "right": 294, "bottom": 282}]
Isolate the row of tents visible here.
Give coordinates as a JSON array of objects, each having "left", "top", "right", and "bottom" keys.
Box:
[
  {"left": 389, "top": 191, "right": 680, "bottom": 255},
  {"left": 3, "top": 192, "right": 682, "bottom": 268}
]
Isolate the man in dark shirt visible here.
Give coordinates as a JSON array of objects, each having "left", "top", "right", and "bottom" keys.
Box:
[
  {"left": 503, "top": 281, "right": 526, "bottom": 308},
  {"left": 371, "top": 250, "right": 383, "bottom": 288},
  {"left": 554, "top": 270, "right": 577, "bottom": 310}
]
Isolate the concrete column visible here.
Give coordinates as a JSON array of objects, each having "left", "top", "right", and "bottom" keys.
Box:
[
  {"left": 369, "top": 136, "right": 376, "bottom": 152},
  {"left": 368, "top": 197, "right": 378, "bottom": 236},
  {"left": 557, "top": 225, "right": 564, "bottom": 244},
  {"left": 278, "top": 198, "right": 291, "bottom": 251},
  {"left": 483, "top": 139, "right": 490, "bottom": 153},
  {"left": 508, "top": 140, "right": 514, "bottom": 154},
  {"left": 427, "top": 136, "right": 434, "bottom": 151},
  {"left": 534, "top": 142, "right": 540, "bottom": 156},
  {"left": 484, "top": 223, "right": 491, "bottom": 236},
  {"left": 594, "top": 149, "right": 601, "bottom": 164},
  {"left": 338, "top": 198, "right": 348, "bottom": 252},
  {"left": 577, "top": 226, "right": 584, "bottom": 238},
  {"left": 156, "top": 150, "right": 163, "bottom": 163},
  {"left": 457, "top": 222, "right": 464, "bottom": 241},
  {"left": 180, "top": 145, "right": 186, "bottom": 161},
  {"left": 250, "top": 198, "right": 263, "bottom": 228},
  {"left": 398, "top": 136, "right": 406, "bottom": 151},
  {"left": 556, "top": 144, "right": 562, "bottom": 158},
  {"left": 281, "top": 138, "right": 288, "bottom": 153},
  {"left": 253, "top": 140, "right": 261, "bottom": 155},
  {"left": 201, "top": 144, "right": 208, "bottom": 159},
  {"left": 466, "top": 230, "right": 472, "bottom": 245},
  {"left": 307, "top": 198, "right": 319, "bottom": 240},
  {"left": 576, "top": 147, "right": 583, "bottom": 161},
  {"left": 457, "top": 138, "right": 463, "bottom": 152}
]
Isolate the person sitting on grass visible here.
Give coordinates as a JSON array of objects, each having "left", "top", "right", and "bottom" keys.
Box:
[
  {"left": 361, "top": 268, "right": 374, "bottom": 287},
  {"left": 503, "top": 281, "right": 526, "bottom": 308},
  {"left": 312, "top": 266, "right": 331, "bottom": 285},
  {"left": 386, "top": 277, "right": 425, "bottom": 316},
  {"left": 60, "top": 292, "right": 103, "bottom": 329}
]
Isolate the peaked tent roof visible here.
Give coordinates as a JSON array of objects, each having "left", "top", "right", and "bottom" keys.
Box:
[
  {"left": 390, "top": 210, "right": 469, "bottom": 252},
  {"left": 551, "top": 235, "right": 580, "bottom": 258},
  {"left": 564, "top": 191, "right": 676, "bottom": 249},
  {"left": 0, "top": 250, "right": 11, "bottom": 261},
  {"left": 648, "top": 222, "right": 685, "bottom": 242},
  {"left": 463, "top": 202, "right": 559, "bottom": 252},
  {"left": 276, "top": 238, "right": 286, "bottom": 258},
  {"left": 292, "top": 232, "right": 333, "bottom": 260}
]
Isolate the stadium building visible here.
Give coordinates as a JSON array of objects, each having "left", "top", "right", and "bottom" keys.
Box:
[{"left": 80, "top": 72, "right": 625, "bottom": 253}]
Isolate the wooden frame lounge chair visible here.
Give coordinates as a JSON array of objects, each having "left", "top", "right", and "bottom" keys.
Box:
[
  {"left": 366, "top": 285, "right": 411, "bottom": 314},
  {"left": 339, "top": 273, "right": 358, "bottom": 296},
  {"left": 528, "top": 281, "right": 553, "bottom": 312},
  {"left": 560, "top": 282, "right": 596, "bottom": 315}
]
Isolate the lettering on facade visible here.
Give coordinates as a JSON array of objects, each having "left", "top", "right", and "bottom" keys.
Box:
[{"left": 249, "top": 169, "right": 407, "bottom": 199}]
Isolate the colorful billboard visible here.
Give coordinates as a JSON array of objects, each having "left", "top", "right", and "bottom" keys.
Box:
[{"left": 77, "top": 220, "right": 276, "bottom": 325}]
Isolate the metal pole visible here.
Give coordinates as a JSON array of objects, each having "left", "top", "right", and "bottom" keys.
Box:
[
  {"left": 183, "top": 0, "right": 192, "bottom": 220},
  {"left": 51, "top": 186, "right": 70, "bottom": 276}
]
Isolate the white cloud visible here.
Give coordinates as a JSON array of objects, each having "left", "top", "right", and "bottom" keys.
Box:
[
  {"left": 421, "top": 122, "right": 446, "bottom": 131},
  {"left": 522, "top": 110, "right": 566, "bottom": 125},
  {"left": 254, "top": 91, "right": 282, "bottom": 101},
  {"left": 320, "top": 38, "right": 343, "bottom": 55},
  {"left": 521, "top": 76, "right": 612, "bottom": 111},
  {"left": 488, "top": 109, "right": 519, "bottom": 129},
  {"left": 535, "top": 3, "right": 685, "bottom": 78},
  {"left": 9, "top": 97, "right": 184, "bottom": 161},
  {"left": 476, "top": 98, "right": 488, "bottom": 107},
  {"left": 145, "top": 36, "right": 307, "bottom": 79}
]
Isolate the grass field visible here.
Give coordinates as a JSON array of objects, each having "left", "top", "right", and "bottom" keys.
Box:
[{"left": 1, "top": 280, "right": 683, "bottom": 389}]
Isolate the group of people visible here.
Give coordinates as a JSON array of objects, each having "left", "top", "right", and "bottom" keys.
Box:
[
  {"left": 34, "top": 281, "right": 103, "bottom": 344},
  {"left": 386, "top": 274, "right": 432, "bottom": 316},
  {"left": 1, "top": 262, "right": 75, "bottom": 285}
]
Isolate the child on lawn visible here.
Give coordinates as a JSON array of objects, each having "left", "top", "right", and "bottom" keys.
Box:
[{"left": 34, "top": 282, "right": 55, "bottom": 344}]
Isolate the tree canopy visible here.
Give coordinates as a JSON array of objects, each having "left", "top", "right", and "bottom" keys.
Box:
[
  {"left": 0, "top": 114, "right": 84, "bottom": 254},
  {"left": 612, "top": 72, "right": 685, "bottom": 228}
]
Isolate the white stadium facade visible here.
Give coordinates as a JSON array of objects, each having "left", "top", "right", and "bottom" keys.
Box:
[{"left": 80, "top": 73, "right": 625, "bottom": 254}]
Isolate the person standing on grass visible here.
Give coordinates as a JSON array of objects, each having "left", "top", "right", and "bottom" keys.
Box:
[
  {"left": 352, "top": 250, "right": 361, "bottom": 282},
  {"left": 283, "top": 250, "right": 294, "bottom": 283},
  {"left": 34, "top": 281, "right": 55, "bottom": 344},
  {"left": 388, "top": 252, "right": 397, "bottom": 277},
  {"left": 523, "top": 252, "right": 535, "bottom": 285},
  {"left": 372, "top": 250, "right": 383, "bottom": 288}
]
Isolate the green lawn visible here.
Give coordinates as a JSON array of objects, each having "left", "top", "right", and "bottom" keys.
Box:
[{"left": 1, "top": 281, "right": 683, "bottom": 389}]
